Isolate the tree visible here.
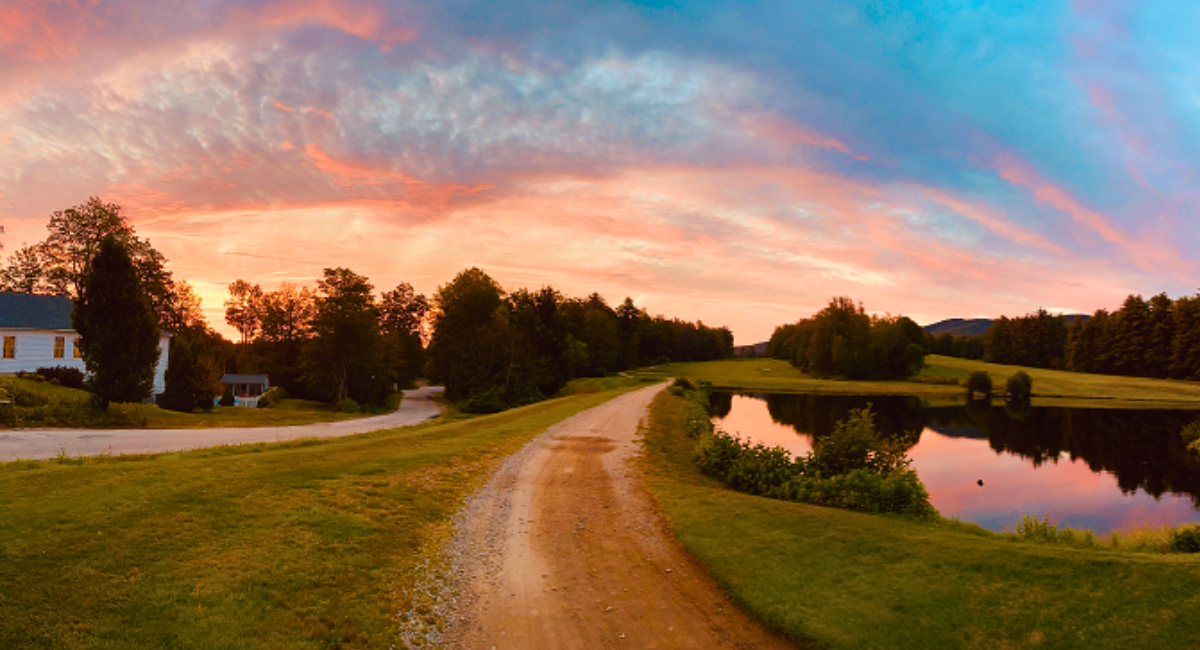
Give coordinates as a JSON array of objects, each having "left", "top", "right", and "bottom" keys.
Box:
[
  {"left": 0, "top": 198, "right": 193, "bottom": 329},
  {"left": 427, "top": 268, "right": 508, "bottom": 403},
  {"left": 380, "top": 282, "right": 429, "bottom": 389},
  {"left": 303, "top": 268, "right": 382, "bottom": 405},
  {"left": 224, "top": 280, "right": 264, "bottom": 346},
  {"left": 72, "top": 235, "right": 161, "bottom": 409},
  {"left": 159, "top": 335, "right": 218, "bottom": 412},
  {"left": 0, "top": 245, "right": 50, "bottom": 293}
]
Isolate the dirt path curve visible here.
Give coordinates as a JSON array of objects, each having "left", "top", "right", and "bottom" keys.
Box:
[
  {"left": 446, "top": 383, "right": 797, "bottom": 649},
  {"left": 0, "top": 386, "right": 443, "bottom": 461}
]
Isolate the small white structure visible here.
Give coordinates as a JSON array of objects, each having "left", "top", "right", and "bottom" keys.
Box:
[
  {"left": 0, "top": 292, "right": 172, "bottom": 395},
  {"left": 219, "top": 374, "right": 270, "bottom": 408}
]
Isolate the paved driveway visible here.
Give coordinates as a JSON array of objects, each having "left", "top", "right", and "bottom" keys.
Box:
[{"left": 0, "top": 386, "right": 444, "bottom": 462}]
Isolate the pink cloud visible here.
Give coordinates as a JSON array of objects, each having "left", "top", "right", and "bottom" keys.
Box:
[
  {"left": 255, "top": 0, "right": 417, "bottom": 46},
  {"left": 990, "top": 150, "right": 1190, "bottom": 273},
  {"left": 743, "top": 111, "right": 870, "bottom": 161}
]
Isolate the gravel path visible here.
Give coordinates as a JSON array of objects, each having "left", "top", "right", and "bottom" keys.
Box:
[
  {"left": 415, "top": 383, "right": 796, "bottom": 649},
  {"left": 0, "top": 386, "right": 443, "bottom": 461}
]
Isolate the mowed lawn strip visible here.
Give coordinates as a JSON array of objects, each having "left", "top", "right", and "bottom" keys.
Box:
[
  {"left": 640, "top": 357, "right": 1200, "bottom": 406},
  {"left": 0, "top": 387, "right": 636, "bottom": 650},
  {"left": 639, "top": 391, "right": 1200, "bottom": 650},
  {"left": 1, "top": 376, "right": 382, "bottom": 428}
]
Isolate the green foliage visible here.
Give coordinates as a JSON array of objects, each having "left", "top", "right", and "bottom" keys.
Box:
[
  {"left": 1169, "top": 526, "right": 1200, "bottom": 553},
  {"left": 335, "top": 397, "right": 360, "bottom": 413},
  {"left": 770, "top": 297, "right": 926, "bottom": 381},
  {"left": 1182, "top": 420, "right": 1200, "bottom": 453},
  {"left": 965, "top": 370, "right": 993, "bottom": 398},
  {"left": 158, "top": 336, "right": 218, "bottom": 413},
  {"left": 671, "top": 376, "right": 697, "bottom": 391},
  {"left": 219, "top": 384, "right": 234, "bottom": 407},
  {"left": 302, "top": 268, "right": 385, "bottom": 406},
  {"left": 1005, "top": 370, "right": 1033, "bottom": 401},
  {"left": 692, "top": 396, "right": 934, "bottom": 517},
  {"left": 806, "top": 406, "right": 911, "bottom": 478},
  {"left": 256, "top": 386, "right": 288, "bottom": 409},
  {"left": 34, "top": 366, "right": 86, "bottom": 389},
  {"left": 72, "top": 235, "right": 162, "bottom": 408}
]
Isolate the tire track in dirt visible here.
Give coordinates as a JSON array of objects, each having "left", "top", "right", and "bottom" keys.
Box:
[{"left": 446, "top": 383, "right": 797, "bottom": 649}]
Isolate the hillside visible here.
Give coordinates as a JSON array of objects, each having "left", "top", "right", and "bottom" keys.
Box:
[
  {"left": 922, "top": 318, "right": 994, "bottom": 337},
  {"left": 924, "top": 314, "right": 1088, "bottom": 337}
]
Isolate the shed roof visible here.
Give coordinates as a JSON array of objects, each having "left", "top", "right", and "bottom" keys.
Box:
[
  {"left": 0, "top": 292, "right": 74, "bottom": 330},
  {"left": 220, "top": 374, "right": 270, "bottom": 384}
]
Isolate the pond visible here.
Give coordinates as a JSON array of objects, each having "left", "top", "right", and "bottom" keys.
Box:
[{"left": 710, "top": 392, "right": 1200, "bottom": 536}]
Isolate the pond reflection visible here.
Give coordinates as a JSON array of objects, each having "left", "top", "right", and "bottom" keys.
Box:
[{"left": 710, "top": 392, "right": 1200, "bottom": 535}]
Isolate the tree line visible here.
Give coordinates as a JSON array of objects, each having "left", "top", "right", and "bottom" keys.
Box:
[
  {"left": 1, "top": 199, "right": 735, "bottom": 414},
  {"left": 766, "top": 297, "right": 927, "bottom": 380},
  {"left": 426, "top": 267, "right": 733, "bottom": 412},
  {"left": 220, "top": 267, "right": 734, "bottom": 412},
  {"left": 934, "top": 293, "right": 1200, "bottom": 380}
]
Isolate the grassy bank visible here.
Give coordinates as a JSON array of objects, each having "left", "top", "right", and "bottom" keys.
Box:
[
  {"left": 640, "top": 390, "right": 1200, "bottom": 649},
  {"left": 0, "top": 375, "right": 383, "bottom": 429},
  {"left": 0, "top": 386, "right": 636, "bottom": 649},
  {"left": 637, "top": 357, "right": 1200, "bottom": 408}
]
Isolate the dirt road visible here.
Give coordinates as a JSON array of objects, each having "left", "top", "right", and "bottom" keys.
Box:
[
  {"left": 0, "top": 386, "right": 443, "bottom": 461},
  {"left": 447, "top": 383, "right": 796, "bottom": 649}
]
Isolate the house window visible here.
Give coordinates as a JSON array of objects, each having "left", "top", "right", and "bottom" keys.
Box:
[
  {"left": 54, "top": 336, "right": 65, "bottom": 359},
  {"left": 73, "top": 338, "right": 82, "bottom": 358},
  {"left": 2, "top": 336, "right": 14, "bottom": 359}
]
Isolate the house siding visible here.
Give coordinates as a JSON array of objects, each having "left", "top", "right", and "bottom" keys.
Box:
[{"left": 0, "top": 328, "right": 172, "bottom": 394}]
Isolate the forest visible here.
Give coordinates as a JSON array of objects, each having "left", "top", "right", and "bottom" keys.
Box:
[
  {"left": 934, "top": 294, "right": 1200, "bottom": 381},
  {"left": 765, "top": 297, "right": 928, "bottom": 380}
]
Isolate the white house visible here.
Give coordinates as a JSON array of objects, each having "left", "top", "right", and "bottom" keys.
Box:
[{"left": 0, "top": 292, "right": 172, "bottom": 395}]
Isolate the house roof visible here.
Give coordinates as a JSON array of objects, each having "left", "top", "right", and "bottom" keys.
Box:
[
  {"left": 220, "top": 374, "right": 269, "bottom": 384},
  {"left": 0, "top": 292, "right": 74, "bottom": 330}
]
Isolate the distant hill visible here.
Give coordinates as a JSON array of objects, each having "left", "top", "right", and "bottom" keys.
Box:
[
  {"left": 924, "top": 315, "right": 1089, "bottom": 338},
  {"left": 923, "top": 318, "right": 994, "bottom": 337}
]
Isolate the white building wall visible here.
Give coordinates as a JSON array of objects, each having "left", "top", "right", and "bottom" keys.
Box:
[
  {"left": 0, "top": 328, "right": 172, "bottom": 396},
  {"left": 0, "top": 329, "right": 86, "bottom": 375},
  {"left": 153, "top": 335, "right": 170, "bottom": 394}
]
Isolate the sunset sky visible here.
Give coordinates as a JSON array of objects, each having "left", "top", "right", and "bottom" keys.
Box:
[{"left": 1, "top": 0, "right": 1197, "bottom": 343}]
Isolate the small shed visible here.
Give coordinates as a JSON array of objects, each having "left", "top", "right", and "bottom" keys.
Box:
[{"left": 219, "top": 374, "right": 270, "bottom": 408}]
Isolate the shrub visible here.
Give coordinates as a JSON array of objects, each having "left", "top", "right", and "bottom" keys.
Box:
[
  {"left": 965, "top": 371, "right": 993, "bottom": 399},
  {"left": 256, "top": 386, "right": 288, "bottom": 409},
  {"left": 336, "top": 397, "right": 360, "bottom": 413},
  {"left": 1182, "top": 421, "right": 1200, "bottom": 454},
  {"left": 460, "top": 387, "right": 506, "bottom": 414},
  {"left": 1170, "top": 526, "right": 1200, "bottom": 553},
  {"left": 671, "top": 377, "right": 697, "bottom": 391},
  {"left": 807, "top": 406, "right": 910, "bottom": 477},
  {"left": 1005, "top": 371, "right": 1033, "bottom": 401},
  {"left": 219, "top": 384, "right": 235, "bottom": 407},
  {"left": 35, "top": 366, "right": 86, "bottom": 390},
  {"left": 689, "top": 396, "right": 934, "bottom": 517}
]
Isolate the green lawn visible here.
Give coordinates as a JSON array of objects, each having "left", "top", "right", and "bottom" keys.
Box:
[
  {"left": 640, "top": 391, "right": 1200, "bottom": 650},
  {"left": 0, "top": 386, "right": 638, "bottom": 649},
  {"left": 0, "top": 375, "right": 384, "bottom": 428},
  {"left": 638, "top": 357, "right": 1200, "bottom": 408}
]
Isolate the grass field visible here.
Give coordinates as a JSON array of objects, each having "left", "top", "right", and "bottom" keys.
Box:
[
  {"left": 637, "top": 357, "right": 1200, "bottom": 408},
  {"left": 0, "top": 375, "right": 381, "bottom": 428},
  {"left": 639, "top": 390, "right": 1200, "bottom": 649},
  {"left": 0, "top": 385, "right": 637, "bottom": 649}
]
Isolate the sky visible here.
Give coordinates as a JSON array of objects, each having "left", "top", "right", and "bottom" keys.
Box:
[{"left": 1, "top": 0, "right": 1197, "bottom": 344}]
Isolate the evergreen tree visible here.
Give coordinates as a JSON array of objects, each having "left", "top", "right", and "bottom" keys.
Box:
[
  {"left": 1172, "top": 295, "right": 1200, "bottom": 380},
  {"left": 159, "top": 335, "right": 217, "bottom": 412},
  {"left": 72, "top": 235, "right": 161, "bottom": 409}
]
